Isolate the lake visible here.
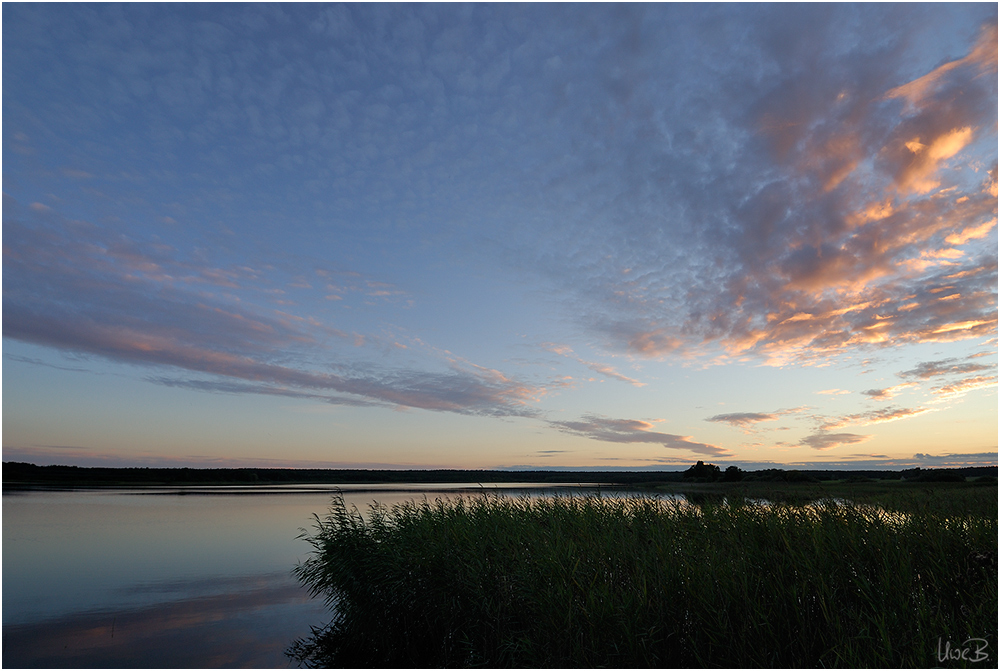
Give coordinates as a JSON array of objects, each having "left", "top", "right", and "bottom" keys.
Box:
[{"left": 2, "top": 483, "right": 608, "bottom": 668}]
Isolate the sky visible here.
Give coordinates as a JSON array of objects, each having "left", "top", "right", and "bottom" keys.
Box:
[{"left": 3, "top": 3, "right": 997, "bottom": 471}]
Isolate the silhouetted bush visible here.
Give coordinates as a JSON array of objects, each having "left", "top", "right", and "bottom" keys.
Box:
[
  {"left": 722, "top": 465, "right": 744, "bottom": 482},
  {"left": 918, "top": 471, "right": 966, "bottom": 483},
  {"left": 682, "top": 461, "right": 721, "bottom": 482}
]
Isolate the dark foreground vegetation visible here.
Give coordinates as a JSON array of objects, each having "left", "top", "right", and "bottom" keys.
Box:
[{"left": 289, "top": 489, "right": 997, "bottom": 668}]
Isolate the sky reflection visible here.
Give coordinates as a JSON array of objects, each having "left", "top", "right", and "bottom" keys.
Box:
[
  {"left": 3, "top": 485, "right": 638, "bottom": 667},
  {"left": 3, "top": 571, "right": 326, "bottom": 668}
]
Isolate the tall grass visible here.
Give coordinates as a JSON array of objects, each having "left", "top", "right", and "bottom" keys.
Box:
[{"left": 289, "top": 493, "right": 996, "bottom": 667}]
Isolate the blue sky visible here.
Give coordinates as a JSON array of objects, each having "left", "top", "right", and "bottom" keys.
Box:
[{"left": 3, "top": 3, "right": 997, "bottom": 470}]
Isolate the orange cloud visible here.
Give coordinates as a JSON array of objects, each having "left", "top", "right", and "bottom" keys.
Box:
[
  {"left": 931, "top": 374, "right": 997, "bottom": 400},
  {"left": 946, "top": 218, "right": 997, "bottom": 246},
  {"left": 895, "top": 126, "right": 975, "bottom": 194},
  {"left": 884, "top": 24, "right": 998, "bottom": 113}
]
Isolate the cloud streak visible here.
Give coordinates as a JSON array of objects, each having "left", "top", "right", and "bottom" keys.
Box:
[
  {"left": 930, "top": 375, "right": 997, "bottom": 401},
  {"left": 820, "top": 407, "right": 934, "bottom": 432},
  {"left": 704, "top": 412, "right": 779, "bottom": 429},
  {"left": 704, "top": 407, "right": 808, "bottom": 435},
  {"left": 549, "top": 414, "right": 729, "bottom": 457},
  {"left": 2, "top": 202, "right": 542, "bottom": 418},
  {"left": 542, "top": 344, "right": 645, "bottom": 386},
  {"left": 800, "top": 432, "right": 872, "bottom": 451},
  {"left": 899, "top": 357, "right": 994, "bottom": 380}
]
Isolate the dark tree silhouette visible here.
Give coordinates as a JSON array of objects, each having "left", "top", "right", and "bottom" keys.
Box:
[
  {"left": 682, "top": 461, "right": 722, "bottom": 482},
  {"left": 722, "top": 465, "right": 744, "bottom": 482}
]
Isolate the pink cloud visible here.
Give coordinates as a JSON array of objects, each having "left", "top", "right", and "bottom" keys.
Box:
[
  {"left": 597, "top": 26, "right": 997, "bottom": 365},
  {"left": 930, "top": 374, "right": 997, "bottom": 400},
  {"left": 883, "top": 25, "right": 997, "bottom": 114}
]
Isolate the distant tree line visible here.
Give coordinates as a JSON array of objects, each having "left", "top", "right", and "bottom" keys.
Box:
[
  {"left": 2, "top": 461, "right": 995, "bottom": 488},
  {"left": 1, "top": 462, "right": 687, "bottom": 487},
  {"left": 680, "top": 461, "right": 995, "bottom": 484},
  {"left": 682, "top": 461, "right": 819, "bottom": 483},
  {"left": 898, "top": 467, "right": 972, "bottom": 483}
]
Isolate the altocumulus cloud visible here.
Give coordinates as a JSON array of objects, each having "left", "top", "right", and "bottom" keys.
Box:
[
  {"left": 861, "top": 383, "right": 918, "bottom": 401},
  {"left": 488, "top": 10, "right": 997, "bottom": 365},
  {"left": 896, "top": 355, "right": 997, "bottom": 402},
  {"left": 2, "top": 5, "right": 995, "bottom": 457}
]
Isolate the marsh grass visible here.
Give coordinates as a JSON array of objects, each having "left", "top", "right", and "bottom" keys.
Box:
[{"left": 289, "top": 492, "right": 996, "bottom": 667}]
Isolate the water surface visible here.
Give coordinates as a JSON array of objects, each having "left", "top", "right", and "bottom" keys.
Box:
[{"left": 2, "top": 483, "right": 603, "bottom": 668}]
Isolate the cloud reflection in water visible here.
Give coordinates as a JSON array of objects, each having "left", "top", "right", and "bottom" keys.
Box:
[{"left": 2, "top": 572, "right": 328, "bottom": 668}]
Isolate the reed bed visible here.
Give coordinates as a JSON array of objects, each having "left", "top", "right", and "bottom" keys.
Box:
[{"left": 289, "top": 493, "right": 996, "bottom": 668}]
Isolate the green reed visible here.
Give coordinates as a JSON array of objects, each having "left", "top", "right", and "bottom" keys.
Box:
[{"left": 289, "top": 492, "right": 996, "bottom": 668}]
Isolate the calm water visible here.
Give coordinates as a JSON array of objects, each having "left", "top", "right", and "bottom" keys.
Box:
[{"left": 2, "top": 483, "right": 604, "bottom": 668}]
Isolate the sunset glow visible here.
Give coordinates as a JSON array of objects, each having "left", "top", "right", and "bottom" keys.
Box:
[{"left": 3, "top": 4, "right": 996, "bottom": 471}]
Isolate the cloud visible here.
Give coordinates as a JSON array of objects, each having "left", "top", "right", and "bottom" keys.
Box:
[
  {"left": 779, "top": 452, "right": 997, "bottom": 469},
  {"left": 145, "top": 377, "right": 384, "bottom": 407},
  {"left": 891, "top": 127, "right": 974, "bottom": 195},
  {"left": 29, "top": 444, "right": 91, "bottom": 450},
  {"left": 930, "top": 374, "right": 997, "bottom": 400},
  {"left": 860, "top": 383, "right": 917, "bottom": 401},
  {"left": 6, "top": 5, "right": 995, "bottom": 375},
  {"left": 704, "top": 407, "right": 807, "bottom": 433},
  {"left": 506, "top": 451, "right": 999, "bottom": 471},
  {"left": 2, "top": 202, "right": 542, "bottom": 418},
  {"left": 1, "top": 445, "right": 442, "bottom": 469},
  {"left": 549, "top": 414, "right": 729, "bottom": 457},
  {"left": 899, "top": 358, "right": 994, "bottom": 380},
  {"left": 800, "top": 432, "right": 872, "bottom": 450},
  {"left": 864, "top": 356, "right": 998, "bottom": 403},
  {"left": 820, "top": 406, "right": 934, "bottom": 431},
  {"left": 488, "top": 10, "right": 997, "bottom": 365},
  {"left": 883, "top": 24, "right": 997, "bottom": 115},
  {"left": 912, "top": 452, "right": 999, "bottom": 467},
  {"left": 704, "top": 412, "right": 778, "bottom": 429},
  {"left": 542, "top": 343, "right": 645, "bottom": 386},
  {"left": 3, "top": 4, "right": 996, "bottom": 459},
  {"left": 898, "top": 357, "right": 994, "bottom": 380},
  {"left": 4, "top": 302, "right": 542, "bottom": 417},
  {"left": 946, "top": 218, "right": 997, "bottom": 246},
  {"left": 4, "top": 354, "right": 92, "bottom": 373}
]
